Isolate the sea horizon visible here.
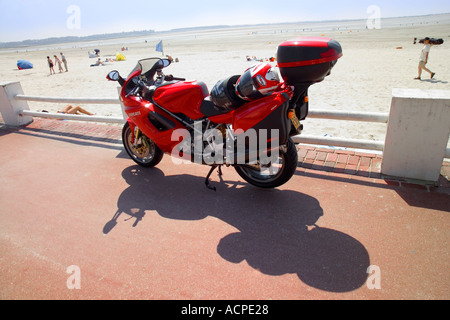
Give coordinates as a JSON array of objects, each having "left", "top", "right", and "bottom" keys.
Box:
[{"left": 1, "top": 12, "right": 449, "bottom": 53}]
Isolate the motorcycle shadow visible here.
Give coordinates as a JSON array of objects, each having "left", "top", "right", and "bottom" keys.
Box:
[{"left": 104, "top": 165, "right": 370, "bottom": 293}]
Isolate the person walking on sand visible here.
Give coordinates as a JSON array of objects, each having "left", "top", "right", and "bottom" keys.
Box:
[
  {"left": 60, "top": 52, "right": 68, "bottom": 72},
  {"left": 54, "top": 55, "right": 64, "bottom": 73},
  {"left": 47, "top": 56, "right": 56, "bottom": 75},
  {"left": 415, "top": 37, "right": 435, "bottom": 80}
]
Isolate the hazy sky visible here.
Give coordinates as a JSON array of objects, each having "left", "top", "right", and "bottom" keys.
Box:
[{"left": 1, "top": 0, "right": 449, "bottom": 42}]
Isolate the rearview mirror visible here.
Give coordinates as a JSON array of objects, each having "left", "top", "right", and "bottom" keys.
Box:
[
  {"left": 162, "top": 59, "right": 171, "bottom": 68},
  {"left": 107, "top": 70, "right": 120, "bottom": 81},
  {"left": 156, "top": 59, "right": 171, "bottom": 70}
]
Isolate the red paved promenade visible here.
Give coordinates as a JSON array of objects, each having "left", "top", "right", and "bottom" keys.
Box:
[{"left": 0, "top": 118, "right": 449, "bottom": 300}]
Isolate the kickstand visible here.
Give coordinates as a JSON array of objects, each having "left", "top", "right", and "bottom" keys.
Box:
[{"left": 205, "top": 165, "right": 223, "bottom": 192}]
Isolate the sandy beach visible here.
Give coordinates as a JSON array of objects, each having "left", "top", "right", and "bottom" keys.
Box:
[{"left": 1, "top": 14, "right": 449, "bottom": 142}]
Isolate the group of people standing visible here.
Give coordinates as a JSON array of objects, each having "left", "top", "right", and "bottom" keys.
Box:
[{"left": 47, "top": 53, "right": 68, "bottom": 75}]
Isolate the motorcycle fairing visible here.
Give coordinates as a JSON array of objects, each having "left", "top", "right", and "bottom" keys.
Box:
[
  {"left": 153, "top": 81, "right": 209, "bottom": 121},
  {"left": 232, "top": 93, "right": 290, "bottom": 133},
  {"left": 121, "top": 72, "right": 188, "bottom": 154},
  {"left": 208, "top": 91, "right": 290, "bottom": 134},
  {"left": 251, "top": 97, "right": 292, "bottom": 146}
]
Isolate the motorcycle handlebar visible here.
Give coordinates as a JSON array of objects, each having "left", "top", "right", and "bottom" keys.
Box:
[
  {"left": 164, "top": 75, "right": 186, "bottom": 82},
  {"left": 125, "top": 79, "right": 146, "bottom": 98},
  {"left": 124, "top": 74, "right": 186, "bottom": 99}
]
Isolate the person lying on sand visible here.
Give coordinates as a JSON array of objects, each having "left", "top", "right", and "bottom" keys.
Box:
[{"left": 58, "top": 105, "right": 95, "bottom": 116}]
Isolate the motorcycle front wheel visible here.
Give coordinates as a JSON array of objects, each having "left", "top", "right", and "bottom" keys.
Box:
[
  {"left": 122, "top": 122, "right": 164, "bottom": 168},
  {"left": 234, "top": 138, "right": 298, "bottom": 189}
]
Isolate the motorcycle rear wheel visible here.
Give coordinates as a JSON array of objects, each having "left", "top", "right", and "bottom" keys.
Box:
[
  {"left": 234, "top": 138, "right": 298, "bottom": 189},
  {"left": 122, "top": 122, "right": 164, "bottom": 168}
]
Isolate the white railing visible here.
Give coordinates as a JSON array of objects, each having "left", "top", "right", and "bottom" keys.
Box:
[
  {"left": 308, "top": 109, "right": 389, "bottom": 123},
  {"left": 14, "top": 93, "right": 125, "bottom": 124},
  {"left": 4, "top": 88, "right": 450, "bottom": 159},
  {"left": 3, "top": 82, "right": 449, "bottom": 182},
  {"left": 20, "top": 110, "right": 125, "bottom": 124},
  {"left": 294, "top": 134, "right": 385, "bottom": 152},
  {"left": 12, "top": 93, "right": 391, "bottom": 152},
  {"left": 295, "top": 109, "right": 389, "bottom": 152},
  {"left": 14, "top": 94, "right": 120, "bottom": 105}
]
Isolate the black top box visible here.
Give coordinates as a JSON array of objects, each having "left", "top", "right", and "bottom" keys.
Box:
[{"left": 277, "top": 37, "right": 343, "bottom": 86}]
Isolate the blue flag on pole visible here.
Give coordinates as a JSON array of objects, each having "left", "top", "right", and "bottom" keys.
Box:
[{"left": 156, "top": 40, "right": 164, "bottom": 54}]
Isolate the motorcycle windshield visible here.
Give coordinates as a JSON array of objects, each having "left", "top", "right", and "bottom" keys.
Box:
[{"left": 127, "top": 58, "right": 169, "bottom": 79}]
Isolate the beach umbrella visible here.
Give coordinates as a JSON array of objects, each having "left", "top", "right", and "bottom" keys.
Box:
[{"left": 17, "top": 60, "right": 33, "bottom": 70}]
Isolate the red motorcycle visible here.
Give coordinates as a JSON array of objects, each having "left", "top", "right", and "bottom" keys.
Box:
[{"left": 107, "top": 37, "right": 342, "bottom": 190}]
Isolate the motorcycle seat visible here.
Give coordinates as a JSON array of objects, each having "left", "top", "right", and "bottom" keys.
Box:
[{"left": 200, "top": 98, "right": 233, "bottom": 118}]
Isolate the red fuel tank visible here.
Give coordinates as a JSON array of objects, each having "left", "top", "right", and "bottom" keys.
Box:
[{"left": 153, "top": 81, "right": 209, "bottom": 120}]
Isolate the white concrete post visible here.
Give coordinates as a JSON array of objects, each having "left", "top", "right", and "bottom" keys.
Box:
[
  {"left": 382, "top": 88, "right": 450, "bottom": 182},
  {"left": 0, "top": 82, "right": 33, "bottom": 126}
]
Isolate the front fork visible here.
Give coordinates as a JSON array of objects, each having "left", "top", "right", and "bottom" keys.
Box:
[{"left": 127, "top": 119, "right": 141, "bottom": 146}]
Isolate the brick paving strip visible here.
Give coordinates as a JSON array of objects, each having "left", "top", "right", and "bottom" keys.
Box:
[
  {"left": 1, "top": 117, "right": 449, "bottom": 193},
  {"left": 0, "top": 117, "right": 123, "bottom": 146},
  {"left": 297, "top": 145, "right": 450, "bottom": 193}
]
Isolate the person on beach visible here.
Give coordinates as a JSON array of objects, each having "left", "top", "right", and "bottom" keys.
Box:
[
  {"left": 58, "top": 105, "right": 95, "bottom": 116},
  {"left": 47, "top": 56, "right": 55, "bottom": 75},
  {"left": 91, "top": 58, "right": 104, "bottom": 67},
  {"left": 60, "top": 53, "right": 68, "bottom": 72},
  {"left": 415, "top": 37, "right": 435, "bottom": 80},
  {"left": 54, "top": 55, "right": 64, "bottom": 73}
]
